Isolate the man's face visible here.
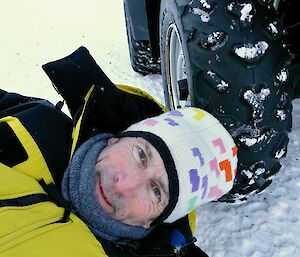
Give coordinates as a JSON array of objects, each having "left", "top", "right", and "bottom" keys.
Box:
[{"left": 94, "top": 137, "right": 169, "bottom": 228}]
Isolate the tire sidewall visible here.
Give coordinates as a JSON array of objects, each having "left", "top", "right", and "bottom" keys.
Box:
[
  {"left": 124, "top": 1, "right": 136, "bottom": 70},
  {"left": 160, "top": 0, "right": 193, "bottom": 110}
]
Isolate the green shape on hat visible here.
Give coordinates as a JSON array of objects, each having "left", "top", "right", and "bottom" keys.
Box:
[{"left": 188, "top": 195, "right": 199, "bottom": 212}]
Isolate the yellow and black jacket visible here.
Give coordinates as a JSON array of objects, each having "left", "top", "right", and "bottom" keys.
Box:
[{"left": 0, "top": 47, "right": 206, "bottom": 257}]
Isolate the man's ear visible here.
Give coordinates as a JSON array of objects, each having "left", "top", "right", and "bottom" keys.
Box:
[{"left": 108, "top": 137, "right": 119, "bottom": 146}]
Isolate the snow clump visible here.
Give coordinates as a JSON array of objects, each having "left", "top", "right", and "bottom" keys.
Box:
[
  {"left": 276, "top": 68, "right": 288, "bottom": 84},
  {"left": 268, "top": 22, "right": 279, "bottom": 35},
  {"left": 243, "top": 88, "right": 270, "bottom": 118},
  {"left": 239, "top": 133, "right": 268, "bottom": 147},
  {"left": 240, "top": 3, "right": 253, "bottom": 22},
  {"left": 200, "top": 0, "right": 211, "bottom": 9},
  {"left": 234, "top": 41, "right": 269, "bottom": 62},
  {"left": 207, "top": 70, "right": 229, "bottom": 92},
  {"left": 227, "top": 2, "right": 253, "bottom": 23},
  {"left": 275, "top": 147, "right": 286, "bottom": 159},
  {"left": 191, "top": 7, "right": 210, "bottom": 22},
  {"left": 207, "top": 31, "right": 228, "bottom": 50},
  {"left": 276, "top": 109, "right": 287, "bottom": 121}
]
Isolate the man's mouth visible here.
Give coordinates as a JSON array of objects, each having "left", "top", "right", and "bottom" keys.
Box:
[
  {"left": 100, "top": 184, "right": 111, "bottom": 206},
  {"left": 95, "top": 173, "right": 114, "bottom": 213}
]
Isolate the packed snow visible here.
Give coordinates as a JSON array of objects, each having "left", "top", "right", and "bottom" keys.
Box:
[
  {"left": 275, "top": 147, "right": 287, "bottom": 159},
  {"left": 239, "top": 3, "right": 253, "bottom": 22},
  {"left": 268, "top": 22, "right": 279, "bottom": 36},
  {"left": 206, "top": 70, "right": 230, "bottom": 92},
  {"left": 276, "top": 109, "right": 287, "bottom": 121},
  {"left": 1, "top": 1, "right": 299, "bottom": 256},
  {"left": 190, "top": 7, "right": 211, "bottom": 23},
  {"left": 189, "top": 0, "right": 212, "bottom": 23},
  {"left": 190, "top": 0, "right": 214, "bottom": 12},
  {"left": 276, "top": 68, "right": 288, "bottom": 84},
  {"left": 206, "top": 31, "right": 228, "bottom": 51},
  {"left": 227, "top": 2, "right": 253, "bottom": 23},
  {"left": 243, "top": 88, "right": 270, "bottom": 119},
  {"left": 200, "top": 0, "right": 211, "bottom": 10},
  {"left": 234, "top": 41, "right": 269, "bottom": 62}
]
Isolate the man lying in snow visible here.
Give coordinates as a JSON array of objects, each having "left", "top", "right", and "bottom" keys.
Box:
[{"left": 0, "top": 47, "right": 237, "bottom": 257}]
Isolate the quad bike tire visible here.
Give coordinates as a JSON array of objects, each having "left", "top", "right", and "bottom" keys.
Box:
[
  {"left": 160, "top": 0, "right": 294, "bottom": 201},
  {"left": 124, "top": 1, "right": 161, "bottom": 75}
]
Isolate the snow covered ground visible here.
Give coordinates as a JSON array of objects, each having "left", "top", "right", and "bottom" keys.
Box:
[{"left": 0, "top": 1, "right": 299, "bottom": 256}]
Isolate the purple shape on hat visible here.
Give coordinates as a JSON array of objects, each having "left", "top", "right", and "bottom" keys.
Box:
[
  {"left": 209, "top": 157, "right": 220, "bottom": 177},
  {"left": 168, "top": 110, "right": 184, "bottom": 117},
  {"left": 192, "top": 147, "right": 204, "bottom": 166},
  {"left": 143, "top": 118, "right": 158, "bottom": 126},
  {"left": 189, "top": 169, "right": 200, "bottom": 192},
  {"left": 201, "top": 175, "right": 208, "bottom": 199},
  {"left": 164, "top": 118, "right": 179, "bottom": 126},
  {"left": 208, "top": 186, "right": 224, "bottom": 199},
  {"left": 212, "top": 138, "right": 226, "bottom": 154}
]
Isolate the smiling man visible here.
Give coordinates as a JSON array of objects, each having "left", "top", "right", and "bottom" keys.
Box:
[
  {"left": 0, "top": 47, "right": 237, "bottom": 257},
  {"left": 61, "top": 107, "right": 238, "bottom": 242}
]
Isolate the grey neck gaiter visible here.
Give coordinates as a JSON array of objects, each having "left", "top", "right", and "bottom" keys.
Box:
[{"left": 61, "top": 133, "right": 151, "bottom": 242}]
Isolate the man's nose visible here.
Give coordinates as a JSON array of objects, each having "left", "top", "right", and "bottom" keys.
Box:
[{"left": 113, "top": 169, "right": 149, "bottom": 195}]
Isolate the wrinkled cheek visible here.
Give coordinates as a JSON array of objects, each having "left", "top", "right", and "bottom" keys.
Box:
[
  {"left": 111, "top": 196, "right": 129, "bottom": 221},
  {"left": 130, "top": 199, "right": 150, "bottom": 218}
]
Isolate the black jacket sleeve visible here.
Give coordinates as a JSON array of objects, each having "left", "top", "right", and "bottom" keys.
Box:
[
  {"left": 42, "top": 46, "right": 117, "bottom": 118},
  {"left": 0, "top": 89, "right": 41, "bottom": 116},
  {"left": 42, "top": 47, "right": 163, "bottom": 142}
]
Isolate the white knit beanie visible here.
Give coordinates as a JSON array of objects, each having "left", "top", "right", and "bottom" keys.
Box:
[{"left": 120, "top": 107, "right": 238, "bottom": 225}]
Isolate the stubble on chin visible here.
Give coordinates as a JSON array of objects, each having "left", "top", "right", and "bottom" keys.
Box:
[{"left": 95, "top": 163, "right": 127, "bottom": 222}]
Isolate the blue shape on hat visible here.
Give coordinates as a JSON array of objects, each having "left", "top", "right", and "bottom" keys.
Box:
[{"left": 170, "top": 229, "right": 186, "bottom": 248}]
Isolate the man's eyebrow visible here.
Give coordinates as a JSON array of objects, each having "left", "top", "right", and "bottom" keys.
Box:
[
  {"left": 157, "top": 178, "right": 168, "bottom": 204},
  {"left": 145, "top": 141, "right": 153, "bottom": 160}
]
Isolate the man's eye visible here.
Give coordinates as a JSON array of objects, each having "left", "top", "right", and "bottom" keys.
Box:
[
  {"left": 153, "top": 186, "right": 161, "bottom": 202},
  {"left": 137, "top": 146, "right": 147, "bottom": 166}
]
